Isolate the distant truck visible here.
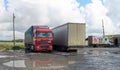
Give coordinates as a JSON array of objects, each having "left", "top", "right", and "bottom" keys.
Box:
[
  {"left": 25, "top": 26, "right": 54, "bottom": 52},
  {"left": 88, "top": 36, "right": 110, "bottom": 47},
  {"left": 52, "top": 23, "right": 86, "bottom": 51}
]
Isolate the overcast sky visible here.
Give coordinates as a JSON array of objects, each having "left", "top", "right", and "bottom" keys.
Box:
[{"left": 0, "top": 0, "right": 120, "bottom": 40}]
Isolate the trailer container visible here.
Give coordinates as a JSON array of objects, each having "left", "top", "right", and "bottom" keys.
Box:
[
  {"left": 52, "top": 23, "right": 86, "bottom": 51},
  {"left": 25, "top": 26, "right": 54, "bottom": 52}
]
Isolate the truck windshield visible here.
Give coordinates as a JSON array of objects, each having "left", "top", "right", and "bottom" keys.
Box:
[{"left": 36, "top": 32, "right": 52, "bottom": 38}]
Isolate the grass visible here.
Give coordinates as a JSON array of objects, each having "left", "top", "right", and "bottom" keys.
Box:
[{"left": 0, "top": 42, "right": 24, "bottom": 50}]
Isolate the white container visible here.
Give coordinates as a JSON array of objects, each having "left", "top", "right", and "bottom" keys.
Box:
[{"left": 52, "top": 23, "right": 86, "bottom": 50}]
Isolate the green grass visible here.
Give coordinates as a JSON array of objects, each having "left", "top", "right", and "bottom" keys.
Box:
[{"left": 0, "top": 42, "right": 24, "bottom": 50}]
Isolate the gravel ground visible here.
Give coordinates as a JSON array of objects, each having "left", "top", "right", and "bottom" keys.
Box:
[{"left": 0, "top": 48, "right": 120, "bottom": 70}]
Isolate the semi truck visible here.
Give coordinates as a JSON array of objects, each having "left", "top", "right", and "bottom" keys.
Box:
[
  {"left": 52, "top": 23, "right": 86, "bottom": 51},
  {"left": 24, "top": 26, "right": 54, "bottom": 52}
]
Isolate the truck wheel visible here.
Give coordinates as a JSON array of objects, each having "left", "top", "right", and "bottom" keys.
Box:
[
  {"left": 48, "top": 50, "right": 52, "bottom": 53},
  {"left": 30, "top": 45, "right": 35, "bottom": 51}
]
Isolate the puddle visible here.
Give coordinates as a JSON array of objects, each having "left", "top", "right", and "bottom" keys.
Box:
[
  {"left": 80, "top": 50, "right": 111, "bottom": 56},
  {"left": 0, "top": 55, "right": 13, "bottom": 58},
  {"left": 89, "top": 51, "right": 109, "bottom": 56},
  {"left": 3, "top": 59, "right": 76, "bottom": 69},
  {"left": 3, "top": 60, "right": 26, "bottom": 67}
]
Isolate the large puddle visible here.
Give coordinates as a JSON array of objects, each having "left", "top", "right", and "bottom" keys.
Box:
[{"left": 3, "top": 59, "right": 76, "bottom": 69}]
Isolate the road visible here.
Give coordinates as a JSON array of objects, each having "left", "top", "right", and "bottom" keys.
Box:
[{"left": 0, "top": 48, "right": 120, "bottom": 70}]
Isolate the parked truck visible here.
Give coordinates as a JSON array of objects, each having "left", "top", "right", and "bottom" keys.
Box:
[
  {"left": 88, "top": 36, "right": 110, "bottom": 47},
  {"left": 25, "top": 26, "right": 54, "bottom": 52},
  {"left": 52, "top": 23, "right": 86, "bottom": 51}
]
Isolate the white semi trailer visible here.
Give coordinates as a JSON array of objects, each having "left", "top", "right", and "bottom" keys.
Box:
[{"left": 52, "top": 23, "right": 86, "bottom": 51}]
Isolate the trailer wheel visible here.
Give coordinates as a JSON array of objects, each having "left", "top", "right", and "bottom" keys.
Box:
[
  {"left": 61, "top": 46, "right": 67, "bottom": 52},
  {"left": 93, "top": 44, "right": 97, "bottom": 48},
  {"left": 25, "top": 44, "right": 30, "bottom": 53},
  {"left": 25, "top": 48, "right": 30, "bottom": 53}
]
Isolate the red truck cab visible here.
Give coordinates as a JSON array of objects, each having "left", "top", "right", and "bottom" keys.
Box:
[{"left": 25, "top": 26, "right": 54, "bottom": 52}]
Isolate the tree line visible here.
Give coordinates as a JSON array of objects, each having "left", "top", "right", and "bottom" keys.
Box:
[{"left": 0, "top": 39, "right": 23, "bottom": 42}]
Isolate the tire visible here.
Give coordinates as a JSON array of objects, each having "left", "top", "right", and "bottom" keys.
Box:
[
  {"left": 25, "top": 48, "right": 29, "bottom": 53},
  {"left": 48, "top": 50, "right": 52, "bottom": 53},
  {"left": 30, "top": 45, "right": 35, "bottom": 52},
  {"left": 61, "top": 46, "right": 67, "bottom": 52},
  {"left": 25, "top": 44, "right": 30, "bottom": 53},
  {"left": 93, "top": 44, "right": 97, "bottom": 48}
]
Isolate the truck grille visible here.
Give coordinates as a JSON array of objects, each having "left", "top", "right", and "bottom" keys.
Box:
[
  {"left": 41, "top": 45, "right": 48, "bottom": 49},
  {"left": 40, "top": 40, "right": 49, "bottom": 43}
]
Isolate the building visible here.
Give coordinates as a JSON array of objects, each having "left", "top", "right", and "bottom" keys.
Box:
[{"left": 106, "top": 34, "right": 120, "bottom": 47}]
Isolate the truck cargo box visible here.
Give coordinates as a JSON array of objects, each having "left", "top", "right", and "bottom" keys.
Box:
[{"left": 52, "top": 23, "right": 86, "bottom": 51}]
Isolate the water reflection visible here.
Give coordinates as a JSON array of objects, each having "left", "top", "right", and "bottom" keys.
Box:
[
  {"left": 3, "top": 59, "right": 75, "bottom": 69},
  {"left": 0, "top": 55, "right": 13, "bottom": 58},
  {"left": 3, "top": 60, "right": 25, "bottom": 67}
]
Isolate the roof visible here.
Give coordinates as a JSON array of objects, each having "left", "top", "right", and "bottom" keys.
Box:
[{"left": 52, "top": 22, "right": 85, "bottom": 30}]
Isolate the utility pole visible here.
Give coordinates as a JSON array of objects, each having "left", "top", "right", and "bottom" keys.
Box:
[
  {"left": 13, "top": 13, "right": 15, "bottom": 47},
  {"left": 102, "top": 19, "right": 105, "bottom": 38},
  {"left": 13, "top": 13, "right": 15, "bottom": 70}
]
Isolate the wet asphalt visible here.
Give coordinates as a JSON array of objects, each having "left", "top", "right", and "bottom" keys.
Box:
[{"left": 0, "top": 48, "right": 120, "bottom": 70}]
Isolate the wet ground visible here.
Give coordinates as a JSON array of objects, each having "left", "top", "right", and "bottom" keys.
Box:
[{"left": 0, "top": 48, "right": 120, "bottom": 70}]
